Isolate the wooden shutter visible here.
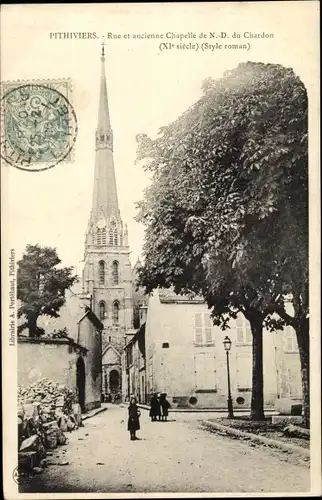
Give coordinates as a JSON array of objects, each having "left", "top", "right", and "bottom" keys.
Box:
[
  {"left": 236, "top": 314, "right": 244, "bottom": 343},
  {"left": 245, "top": 319, "right": 252, "bottom": 343},
  {"left": 236, "top": 353, "right": 252, "bottom": 390},
  {"left": 204, "top": 313, "right": 213, "bottom": 344},
  {"left": 194, "top": 352, "right": 216, "bottom": 390},
  {"left": 194, "top": 313, "right": 203, "bottom": 344}
]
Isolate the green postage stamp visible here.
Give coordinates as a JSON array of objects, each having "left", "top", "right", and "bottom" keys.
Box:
[{"left": 0, "top": 79, "right": 78, "bottom": 172}]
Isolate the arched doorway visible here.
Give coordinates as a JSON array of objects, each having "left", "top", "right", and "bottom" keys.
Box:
[
  {"left": 109, "top": 369, "right": 120, "bottom": 394},
  {"left": 76, "top": 356, "right": 86, "bottom": 412}
]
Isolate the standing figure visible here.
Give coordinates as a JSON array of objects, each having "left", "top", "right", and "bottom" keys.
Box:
[
  {"left": 149, "top": 393, "right": 161, "bottom": 422},
  {"left": 127, "top": 396, "right": 141, "bottom": 440},
  {"left": 160, "top": 393, "right": 171, "bottom": 421}
]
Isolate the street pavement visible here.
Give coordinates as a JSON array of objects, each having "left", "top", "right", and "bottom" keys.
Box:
[{"left": 21, "top": 404, "right": 310, "bottom": 494}]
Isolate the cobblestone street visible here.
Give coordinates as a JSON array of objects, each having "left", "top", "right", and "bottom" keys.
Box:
[{"left": 20, "top": 404, "right": 310, "bottom": 494}]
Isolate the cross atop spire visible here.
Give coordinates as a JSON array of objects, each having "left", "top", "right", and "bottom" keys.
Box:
[{"left": 101, "top": 40, "right": 105, "bottom": 60}]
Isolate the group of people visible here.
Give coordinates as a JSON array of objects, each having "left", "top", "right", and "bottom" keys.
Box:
[
  {"left": 149, "top": 393, "right": 171, "bottom": 422},
  {"left": 126, "top": 393, "right": 171, "bottom": 441}
]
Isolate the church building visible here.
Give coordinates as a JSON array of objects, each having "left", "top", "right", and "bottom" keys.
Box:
[{"left": 82, "top": 45, "right": 135, "bottom": 400}]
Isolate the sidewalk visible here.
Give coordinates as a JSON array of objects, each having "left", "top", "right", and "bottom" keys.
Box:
[
  {"left": 202, "top": 419, "right": 310, "bottom": 459},
  {"left": 82, "top": 403, "right": 108, "bottom": 421}
]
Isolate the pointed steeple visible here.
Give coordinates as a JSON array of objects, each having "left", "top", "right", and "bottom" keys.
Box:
[
  {"left": 97, "top": 42, "right": 111, "bottom": 133},
  {"left": 91, "top": 43, "right": 120, "bottom": 221}
]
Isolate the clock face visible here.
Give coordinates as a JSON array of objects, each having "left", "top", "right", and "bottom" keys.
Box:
[{"left": 97, "top": 218, "right": 105, "bottom": 229}]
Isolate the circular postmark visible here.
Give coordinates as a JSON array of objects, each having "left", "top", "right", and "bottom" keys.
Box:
[
  {"left": 1, "top": 83, "right": 78, "bottom": 172},
  {"left": 12, "top": 466, "right": 32, "bottom": 486}
]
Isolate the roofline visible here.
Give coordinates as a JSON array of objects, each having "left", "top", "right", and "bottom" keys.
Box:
[{"left": 78, "top": 307, "right": 104, "bottom": 331}]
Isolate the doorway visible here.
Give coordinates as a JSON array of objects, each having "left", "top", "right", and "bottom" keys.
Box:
[
  {"left": 76, "top": 356, "right": 86, "bottom": 412},
  {"left": 109, "top": 369, "right": 120, "bottom": 393}
]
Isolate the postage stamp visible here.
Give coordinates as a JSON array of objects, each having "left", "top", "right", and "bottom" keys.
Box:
[{"left": 0, "top": 79, "right": 78, "bottom": 172}]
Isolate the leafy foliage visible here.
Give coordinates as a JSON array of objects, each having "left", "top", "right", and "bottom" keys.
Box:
[
  {"left": 17, "top": 244, "right": 78, "bottom": 337},
  {"left": 136, "top": 61, "right": 308, "bottom": 421}
]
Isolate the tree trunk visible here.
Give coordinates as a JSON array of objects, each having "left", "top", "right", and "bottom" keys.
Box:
[
  {"left": 249, "top": 315, "right": 265, "bottom": 421},
  {"left": 27, "top": 315, "right": 38, "bottom": 337},
  {"left": 295, "top": 318, "right": 310, "bottom": 428}
]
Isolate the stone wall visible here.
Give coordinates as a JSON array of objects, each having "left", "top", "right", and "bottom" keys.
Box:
[
  {"left": 18, "top": 339, "right": 78, "bottom": 394},
  {"left": 78, "top": 316, "right": 102, "bottom": 411}
]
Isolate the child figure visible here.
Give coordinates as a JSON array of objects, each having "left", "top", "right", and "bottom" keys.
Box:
[{"left": 127, "top": 396, "right": 141, "bottom": 440}]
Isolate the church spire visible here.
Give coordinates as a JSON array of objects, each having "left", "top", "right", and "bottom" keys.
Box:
[
  {"left": 97, "top": 41, "right": 111, "bottom": 133},
  {"left": 91, "top": 43, "right": 120, "bottom": 221}
]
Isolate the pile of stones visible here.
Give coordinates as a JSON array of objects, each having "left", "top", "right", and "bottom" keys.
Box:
[{"left": 17, "top": 378, "right": 83, "bottom": 474}]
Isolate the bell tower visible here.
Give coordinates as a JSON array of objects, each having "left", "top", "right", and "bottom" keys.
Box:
[{"left": 82, "top": 44, "right": 133, "bottom": 398}]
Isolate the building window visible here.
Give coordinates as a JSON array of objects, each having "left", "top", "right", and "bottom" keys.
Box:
[
  {"left": 284, "top": 326, "right": 298, "bottom": 352},
  {"left": 287, "top": 367, "right": 302, "bottom": 398},
  {"left": 112, "top": 261, "right": 119, "bottom": 285},
  {"left": 112, "top": 301, "right": 120, "bottom": 324},
  {"left": 99, "top": 261, "right": 105, "bottom": 285},
  {"left": 99, "top": 301, "right": 106, "bottom": 320},
  {"left": 162, "top": 342, "right": 169, "bottom": 348},
  {"left": 102, "top": 228, "right": 107, "bottom": 245},
  {"left": 91, "top": 231, "right": 95, "bottom": 244},
  {"left": 100, "top": 133, "right": 104, "bottom": 142},
  {"left": 236, "top": 314, "right": 252, "bottom": 344},
  {"left": 114, "top": 230, "right": 118, "bottom": 246},
  {"left": 120, "top": 234, "right": 123, "bottom": 246},
  {"left": 194, "top": 313, "right": 214, "bottom": 346}
]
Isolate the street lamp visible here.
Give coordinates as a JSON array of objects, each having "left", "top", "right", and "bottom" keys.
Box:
[{"left": 223, "top": 335, "right": 234, "bottom": 419}]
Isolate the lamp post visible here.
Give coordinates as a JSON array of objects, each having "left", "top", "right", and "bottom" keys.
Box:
[{"left": 223, "top": 335, "right": 234, "bottom": 419}]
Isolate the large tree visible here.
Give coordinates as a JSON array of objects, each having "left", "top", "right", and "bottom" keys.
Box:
[
  {"left": 136, "top": 61, "right": 308, "bottom": 423},
  {"left": 17, "top": 244, "right": 78, "bottom": 337}
]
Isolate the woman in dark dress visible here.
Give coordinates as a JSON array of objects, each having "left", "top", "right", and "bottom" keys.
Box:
[
  {"left": 127, "top": 396, "right": 140, "bottom": 440},
  {"left": 160, "top": 393, "right": 170, "bottom": 421},
  {"left": 149, "top": 393, "right": 161, "bottom": 422}
]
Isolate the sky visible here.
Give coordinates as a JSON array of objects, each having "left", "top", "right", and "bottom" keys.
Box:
[{"left": 2, "top": 2, "right": 319, "bottom": 278}]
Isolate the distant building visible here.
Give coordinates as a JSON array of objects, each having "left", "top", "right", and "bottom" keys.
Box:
[
  {"left": 18, "top": 304, "right": 103, "bottom": 412},
  {"left": 139, "top": 289, "right": 302, "bottom": 411},
  {"left": 81, "top": 46, "right": 135, "bottom": 400},
  {"left": 124, "top": 304, "right": 148, "bottom": 403}
]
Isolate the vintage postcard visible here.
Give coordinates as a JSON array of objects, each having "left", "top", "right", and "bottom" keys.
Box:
[{"left": 1, "top": 2, "right": 321, "bottom": 498}]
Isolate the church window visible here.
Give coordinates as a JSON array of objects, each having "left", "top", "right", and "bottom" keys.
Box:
[
  {"left": 99, "top": 261, "right": 105, "bottom": 284},
  {"left": 112, "top": 261, "right": 119, "bottom": 285},
  {"left": 109, "top": 228, "right": 114, "bottom": 244},
  {"left": 114, "top": 229, "right": 118, "bottom": 246},
  {"left": 91, "top": 232, "right": 95, "bottom": 244},
  {"left": 120, "top": 234, "right": 123, "bottom": 246},
  {"left": 102, "top": 228, "right": 107, "bottom": 245},
  {"left": 97, "top": 229, "right": 102, "bottom": 246},
  {"left": 100, "top": 133, "right": 104, "bottom": 142},
  {"left": 99, "top": 301, "right": 106, "bottom": 320},
  {"left": 109, "top": 220, "right": 117, "bottom": 245},
  {"left": 112, "top": 301, "right": 120, "bottom": 324}
]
